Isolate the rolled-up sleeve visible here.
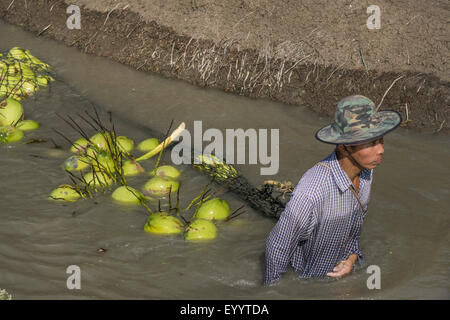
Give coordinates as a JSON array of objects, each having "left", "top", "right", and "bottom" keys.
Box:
[
  {"left": 342, "top": 235, "right": 363, "bottom": 262},
  {"left": 264, "top": 191, "right": 316, "bottom": 285}
]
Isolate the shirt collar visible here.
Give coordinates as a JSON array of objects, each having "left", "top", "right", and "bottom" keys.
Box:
[{"left": 328, "top": 150, "right": 372, "bottom": 193}]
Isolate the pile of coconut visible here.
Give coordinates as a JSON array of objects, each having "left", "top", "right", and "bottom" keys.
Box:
[
  {"left": 0, "top": 47, "right": 55, "bottom": 143},
  {"left": 51, "top": 125, "right": 241, "bottom": 242}
]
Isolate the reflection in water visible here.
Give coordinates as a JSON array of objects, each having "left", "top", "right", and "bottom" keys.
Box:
[{"left": 0, "top": 20, "right": 449, "bottom": 299}]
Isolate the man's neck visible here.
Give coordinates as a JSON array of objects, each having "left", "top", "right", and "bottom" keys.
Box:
[{"left": 336, "top": 150, "right": 362, "bottom": 182}]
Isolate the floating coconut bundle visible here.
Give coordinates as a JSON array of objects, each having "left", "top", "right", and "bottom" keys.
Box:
[
  {"left": 49, "top": 105, "right": 287, "bottom": 225},
  {"left": 141, "top": 191, "right": 244, "bottom": 241},
  {"left": 0, "top": 47, "right": 54, "bottom": 144},
  {"left": 43, "top": 84, "right": 285, "bottom": 247},
  {"left": 139, "top": 159, "right": 244, "bottom": 240},
  {"left": 49, "top": 109, "right": 180, "bottom": 203},
  {"left": 0, "top": 47, "right": 54, "bottom": 101},
  {"left": 48, "top": 109, "right": 247, "bottom": 242}
]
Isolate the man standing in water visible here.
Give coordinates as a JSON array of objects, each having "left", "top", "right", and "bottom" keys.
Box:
[{"left": 264, "top": 95, "right": 402, "bottom": 284}]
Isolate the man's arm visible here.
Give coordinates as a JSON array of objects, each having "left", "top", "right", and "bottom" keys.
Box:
[
  {"left": 343, "top": 235, "right": 363, "bottom": 262},
  {"left": 327, "top": 226, "right": 363, "bottom": 278},
  {"left": 264, "top": 192, "right": 316, "bottom": 285},
  {"left": 326, "top": 254, "right": 358, "bottom": 278},
  {"left": 342, "top": 213, "right": 365, "bottom": 264}
]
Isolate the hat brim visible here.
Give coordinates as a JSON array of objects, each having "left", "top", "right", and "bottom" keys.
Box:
[{"left": 315, "top": 110, "right": 402, "bottom": 145}]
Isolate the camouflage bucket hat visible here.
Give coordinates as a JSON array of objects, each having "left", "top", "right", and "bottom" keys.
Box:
[{"left": 315, "top": 95, "right": 402, "bottom": 145}]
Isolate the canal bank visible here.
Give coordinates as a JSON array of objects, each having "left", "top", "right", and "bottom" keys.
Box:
[{"left": 0, "top": 0, "right": 448, "bottom": 133}]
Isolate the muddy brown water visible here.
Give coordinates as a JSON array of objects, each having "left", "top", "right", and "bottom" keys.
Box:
[{"left": 0, "top": 21, "right": 449, "bottom": 299}]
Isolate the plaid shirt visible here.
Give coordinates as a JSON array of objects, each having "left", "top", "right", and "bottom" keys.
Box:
[{"left": 264, "top": 150, "right": 373, "bottom": 284}]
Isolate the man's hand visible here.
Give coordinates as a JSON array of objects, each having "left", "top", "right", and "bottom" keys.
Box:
[{"left": 326, "top": 254, "right": 357, "bottom": 278}]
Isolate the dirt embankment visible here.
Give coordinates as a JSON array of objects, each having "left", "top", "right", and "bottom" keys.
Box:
[{"left": 1, "top": 0, "right": 448, "bottom": 133}]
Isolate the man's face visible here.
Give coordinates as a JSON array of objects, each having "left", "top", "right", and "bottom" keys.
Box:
[{"left": 346, "top": 137, "right": 385, "bottom": 170}]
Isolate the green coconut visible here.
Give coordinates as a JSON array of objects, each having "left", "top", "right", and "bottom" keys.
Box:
[
  {"left": 17, "top": 80, "right": 38, "bottom": 97},
  {"left": 35, "top": 76, "right": 48, "bottom": 87},
  {"left": 35, "top": 75, "right": 54, "bottom": 87},
  {"left": 49, "top": 184, "right": 80, "bottom": 202},
  {"left": 6, "top": 73, "right": 22, "bottom": 84},
  {"left": 144, "top": 176, "right": 180, "bottom": 197},
  {"left": 90, "top": 132, "right": 112, "bottom": 151},
  {"left": 184, "top": 219, "right": 217, "bottom": 241},
  {"left": 0, "top": 83, "right": 9, "bottom": 98},
  {"left": 4, "top": 72, "right": 19, "bottom": 80},
  {"left": 6, "top": 64, "right": 20, "bottom": 76},
  {"left": 92, "top": 151, "right": 115, "bottom": 173},
  {"left": 82, "top": 171, "right": 113, "bottom": 187},
  {"left": 194, "top": 198, "right": 231, "bottom": 221},
  {"left": 17, "top": 65, "right": 36, "bottom": 81},
  {"left": 150, "top": 165, "right": 181, "bottom": 180},
  {"left": 111, "top": 186, "right": 144, "bottom": 204},
  {"left": 10, "top": 61, "right": 36, "bottom": 80},
  {"left": 7, "top": 83, "right": 23, "bottom": 102},
  {"left": 0, "top": 98, "right": 23, "bottom": 126},
  {"left": 116, "top": 136, "right": 134, "bottom": 153},
  {"left": 0, "top": 83, "right": 22, "bottom": 101},
  {"left": 85, "top": 145, "right": 100, "bottom": 159},
  {"left": 9, "top": 88, "right": 27, "bottom": 101},
  {"left": 70, "top": 137, "right": 90, "bottom": 153},
  {"left": 8, "top": 47, "right": 27, "bottom": 60},
  {"left": 15, "top": 119, "right": 39, "bottom": 131},
  {"left": 144, "top": 213, "right": 184, "bottom": 235},
  {"left": 121, "top": 160, "right": 144, "bottom": 176},
  {"left": 137, "top": 137, "right": 159, "bottom": 152},
  {"left": 10, "top": 94, "right": 22, "bottom": 101},
  {"left": 62, "top": 155, "right": 90, "bottom": 171},
  {"left": 23, "top": 49, "right": 51, "bottom": 70},
  {"left": 0, "top": 126, "right": 24, "bottom": 143}
]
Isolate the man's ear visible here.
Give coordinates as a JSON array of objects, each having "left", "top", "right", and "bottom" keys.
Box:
[
  {"left": 342, "top": 145, "right": 354, "bottom": 156},
  {"left": 336, "top": 144, "right": 348, "bottom": 155}
]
